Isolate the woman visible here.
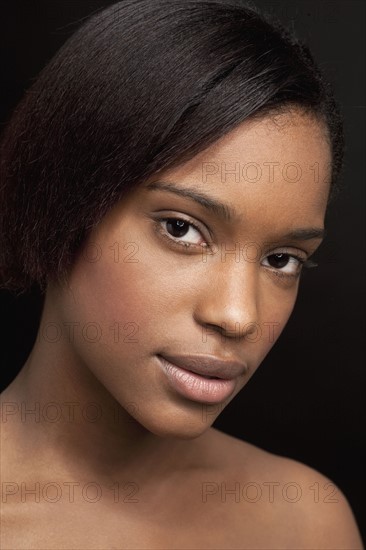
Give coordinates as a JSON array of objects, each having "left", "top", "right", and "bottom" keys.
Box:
[{"left": 0, "top": 0, "right": 363, "bottom": 548}]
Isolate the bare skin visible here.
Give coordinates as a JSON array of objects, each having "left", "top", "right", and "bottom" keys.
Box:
[{"left": 1, "top": 108, "right": 363, "bottom": 549}]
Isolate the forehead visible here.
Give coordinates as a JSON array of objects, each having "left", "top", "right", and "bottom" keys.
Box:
[{"left": 155, "top": 109, "right": 332, "bottom": 217}]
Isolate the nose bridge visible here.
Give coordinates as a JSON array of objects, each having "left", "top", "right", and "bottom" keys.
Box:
[{"left": 194, "top": 253, "right": 259, "bottom": 338}]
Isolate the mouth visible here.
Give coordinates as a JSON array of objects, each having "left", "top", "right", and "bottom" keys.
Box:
[{"left": 156, "top": 354, "right": 239, "bottom": 404}]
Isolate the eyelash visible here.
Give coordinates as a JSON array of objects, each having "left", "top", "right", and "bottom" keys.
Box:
[{"left": 153, "top": 216, "right": 318, "bottom": 280}]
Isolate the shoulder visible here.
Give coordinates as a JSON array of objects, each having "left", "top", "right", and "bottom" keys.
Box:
[
  {"left": 207, "top": 428, "right": 364, "bottom": 549},
  {"left": 279, "top": 456, "right": 363, "bottom": 549},
  {"left": 273, "top": 454, "right": 363, "bottom": 549}
]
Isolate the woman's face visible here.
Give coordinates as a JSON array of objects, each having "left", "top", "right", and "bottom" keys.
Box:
[{"left": 49, "top": 109, "right": 331, "bottom": 438}]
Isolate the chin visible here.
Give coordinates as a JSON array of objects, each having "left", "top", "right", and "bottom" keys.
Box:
[{"left": 133, "top": 404, "right": 217, "bottom": 440}]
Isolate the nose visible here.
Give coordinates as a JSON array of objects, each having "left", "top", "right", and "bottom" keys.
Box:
[{"left": 193, "top": 260, "right": 259, "bottom": 340}]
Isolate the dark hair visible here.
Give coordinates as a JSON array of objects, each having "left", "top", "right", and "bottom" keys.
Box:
[{"left": 0, "top": 0, "right": 344, "bottom": 295}]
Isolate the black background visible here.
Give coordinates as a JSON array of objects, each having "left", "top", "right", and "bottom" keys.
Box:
[{"left": 1, "top": 0, "right": 365, "bottom": 543}]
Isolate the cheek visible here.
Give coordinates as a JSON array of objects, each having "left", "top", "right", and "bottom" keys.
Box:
[
  {"left": 54, "top": 255, "right": 162, "bottom": 409},
  {"left": 58, "top": 239, "right": 189, "bottom": 370},
  {"left": 61, "top": 259, "right": 153, "bottom": 355}
]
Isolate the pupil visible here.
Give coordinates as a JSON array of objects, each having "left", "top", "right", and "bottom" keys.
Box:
[
  {"left": 269, "top": 253, "right": 288, "bottom": 269},
  {"left": 167, "top": 219, "right": 188, "bottom": 238}
]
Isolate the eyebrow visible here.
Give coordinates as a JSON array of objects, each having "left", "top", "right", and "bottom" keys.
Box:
[
  {"left": 145, "top": 181, "right": 326, "bottom": 241},
  {"left": 146, "top": 180, "right": 235, "bottom": 222}
]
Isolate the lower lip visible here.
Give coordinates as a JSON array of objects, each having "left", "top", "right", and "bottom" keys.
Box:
[{"left": 157, "top": 355, "right": 237, "bottom": 404}]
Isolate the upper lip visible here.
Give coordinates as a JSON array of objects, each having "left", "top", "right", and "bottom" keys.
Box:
[{"left": 158, "top": 353, "right": 248, "bottom": 380}]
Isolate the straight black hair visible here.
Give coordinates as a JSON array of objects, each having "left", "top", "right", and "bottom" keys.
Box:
[{"left": 0, "top": 0, "right": 344, "bottom": 295}]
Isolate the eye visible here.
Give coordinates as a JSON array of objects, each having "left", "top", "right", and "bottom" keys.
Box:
[
  {"left": 154, "top": 217, "right": 209, "bottom": 249},
  {"left": 262, "top": 252, "right": 307, "bottom": 278}
]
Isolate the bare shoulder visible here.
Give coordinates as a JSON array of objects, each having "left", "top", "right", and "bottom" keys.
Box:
[{"left": 207, "top": 428, "right": 364, "bottom": 549}]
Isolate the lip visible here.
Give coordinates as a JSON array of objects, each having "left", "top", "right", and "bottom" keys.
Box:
[
  {"left": 158, "top": 353, "right": 248, "bottom": 380},
  {"left": 157, "top": 353, "right": 248, "bottom": 404}
]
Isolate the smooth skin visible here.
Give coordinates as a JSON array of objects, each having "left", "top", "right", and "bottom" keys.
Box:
[{"left": 1, "top": 108, "right": 363, "bottom": 549}]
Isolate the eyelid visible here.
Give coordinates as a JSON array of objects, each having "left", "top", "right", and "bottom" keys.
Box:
[{"left": 151, "top": 210, "right": 211, "bottom": 240}]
